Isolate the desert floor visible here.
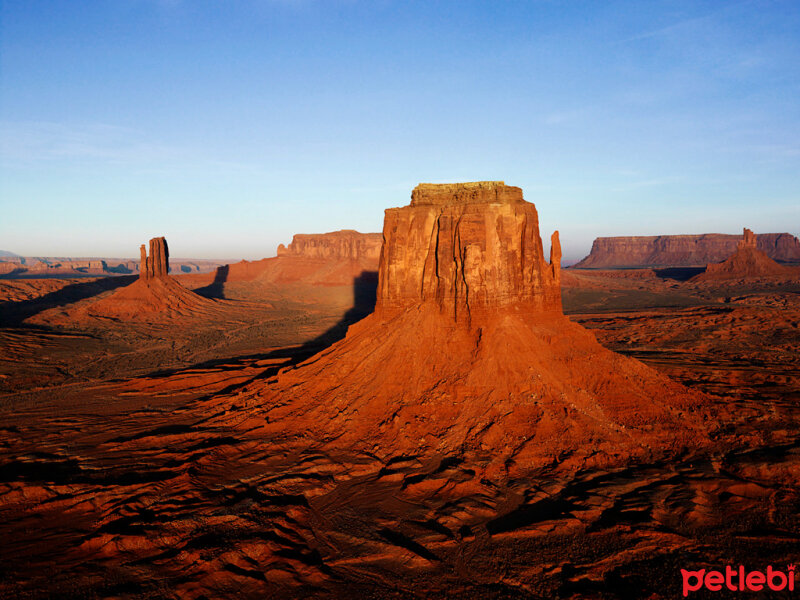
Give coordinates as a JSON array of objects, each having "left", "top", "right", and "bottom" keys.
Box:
[{"left": 1, "top": 270, "right": 798, "bottom": 599}]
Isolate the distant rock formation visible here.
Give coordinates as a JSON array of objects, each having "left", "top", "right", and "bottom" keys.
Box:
[
  {"left": 0, "top": 262, "right": 22, "bottom": 276},
  {"left": 739, "top": 227, "right": 756, "bottom": 250},
  {"left": 692, "top": 228, "right": 794, "bottom": 282},
  {"left": 234, "top": 182, "right": 713, "bottom": 474},
  {"left": 575, "top": 232, "right": 800, "bottom": 268},
  {"left": 140, "top": 237, "right": 169, "bottom": 279},
  {"left": 197, "top": 230, "right": 383, "bottom": 291},
  {"left": 0, "top": 250, "right": 223, "bottom": 279},
  {"left": 51, "top": 237, "right": 217, "bottom": 321},
  {"left": 277, "top": 230, "right": 382, "bottom": 261}
]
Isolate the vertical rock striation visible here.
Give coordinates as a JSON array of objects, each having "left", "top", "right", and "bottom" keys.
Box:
[
  {"left": 140, "top": 237, "right": 170, "bottom": 279},
  {"left": 376, "top": 182, "right": 561, "bottom": 321}
]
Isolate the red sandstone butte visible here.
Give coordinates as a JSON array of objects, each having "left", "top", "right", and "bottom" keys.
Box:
[
  {"left": 234, "top": 182, "right": 714, "bottom": 474},
  {"left": 72, "top": 237, "right": 215, "bottom": 320},
  {"left": 692, "top": 228, "right": 795, "bottom": 282},
  {"left": 377, "top": 182, "right": 561, "bottom": 320},
  {"left": 575, "top": 232, "right": 800, "bottom": 268}
]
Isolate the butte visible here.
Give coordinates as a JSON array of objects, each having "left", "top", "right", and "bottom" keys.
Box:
[
  {"left": 692, "top": 228, "right": 797, "bottom": 282},
  {"left": 230, "top": 182, "right": 715, "bottom": 474},
  {"left": 74, "top": 237, "right": 216, "bottom": 320}
]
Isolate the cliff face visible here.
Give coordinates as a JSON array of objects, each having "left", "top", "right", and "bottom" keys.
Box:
[
  {"left": 575, "top": 232, "right": 800, "bottom": 268},
  {"left": 276, "top": 230, "right": 381, "bottom": 261},
  {"left": 377, "top": 182, "right": 561, "bottom": 320},
  {"left": 234, "top": 182, "right": 713, "bottom": 473}
]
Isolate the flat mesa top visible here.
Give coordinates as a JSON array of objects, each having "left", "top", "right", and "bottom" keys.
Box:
[{"left": 410, "top": 181, "right": 524, "bottom": 206}]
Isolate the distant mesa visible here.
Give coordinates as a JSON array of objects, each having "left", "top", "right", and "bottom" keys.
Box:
[
  {"left": 277, "top": 229, "right": 382, "bottom": 261},
  {"left": 692, "top": 228, "right": 796, "bottom": 282},
  {"left": 233, "top": 182, "right": 713, "bottom": 473},
  {"left": 575, "top": 232, "right": 800, "bottom": 268},
  {"left": 198, "top": 230, "right": 382, "bottom": 291},
  {"left": 265, "top": 230, "right": 381, "bottom": 286}
]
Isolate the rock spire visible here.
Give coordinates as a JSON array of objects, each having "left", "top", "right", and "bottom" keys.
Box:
[{"left": 140, "top": 237, "right": 170, "bottom": 279}]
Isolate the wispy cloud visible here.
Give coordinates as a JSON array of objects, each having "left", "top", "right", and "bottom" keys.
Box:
[
  {"left": 615, "top": 14, "right": 713, "bottom": 45},
  {"left": 614, "top": 1, "right": 753, "bottom": 46},
  {"left": 0, "top": 120, "right": 258, "bottom": 172},
  {"left": 0, "top": 121, "right": 181, "bottom": 163}
]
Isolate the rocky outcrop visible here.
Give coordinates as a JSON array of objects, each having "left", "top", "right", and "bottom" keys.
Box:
[
  {"left": 575, "top": 232, "right": 800, "bottom": 268},
  {"left": 692, "top": 228, "right": 794, "bottom": 282},
  {"left": 377, "top": 182, "right": 561, "bottom": 320},
  {"left": 140, "top": 237, "right": 169, "bottom": 279},
  {"left": 277, "top": 230, "right": 381, "bottom": 261},
  {"left": 64, "top": 237, "right": 217, "bottom": 321},
  {"left": 234, "top": 182, "right": 713, "bottom": 474},
  {"left": 550, "top": 230, "right": 562, "bottom": 285},
  {"left": 738, "top": 227, "right": 756, "bottom": 250}
]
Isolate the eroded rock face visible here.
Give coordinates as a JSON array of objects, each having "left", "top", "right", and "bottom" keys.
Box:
[
  {"left": 575, "top": 232, "right": 800, "bottom": 268},
  {"left": 276, "top": 230, "right": 381, "bottom": 261},
  {"left": 377, "top": 182, "right": 561, "bottom": 320},
  {"left": 140, "top": 237, "right": 170, "bottom": 279}
]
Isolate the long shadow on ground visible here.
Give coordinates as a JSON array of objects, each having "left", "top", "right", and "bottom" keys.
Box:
[
  {"left": 139, "top": 271, "right": 378, "bottom": 393},
  {"left": 0, "top": 276, "right": 137, "bottom": 327}
]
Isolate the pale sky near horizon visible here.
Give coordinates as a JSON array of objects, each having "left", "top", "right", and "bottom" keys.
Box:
[{"left": 1, "top": 0, "right": 798, "bottom": 262}]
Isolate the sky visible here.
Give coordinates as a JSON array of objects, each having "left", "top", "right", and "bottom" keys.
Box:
[{"left": 1, "top": 0, "right": 798, "bottom": 262}]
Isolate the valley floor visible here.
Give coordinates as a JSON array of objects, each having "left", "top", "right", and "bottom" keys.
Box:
[{"left": 1, "top": 271, "right": 798, "bottom": 599}]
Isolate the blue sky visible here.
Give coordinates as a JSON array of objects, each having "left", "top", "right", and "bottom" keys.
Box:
[{"left": 1, "top": 0, "right": 798, "bottom": 262}]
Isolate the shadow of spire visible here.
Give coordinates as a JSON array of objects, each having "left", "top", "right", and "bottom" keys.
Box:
[
  {"left": 0, "top": 275, "right": 137, "bottom": 327},
  {"left": 194, "top": 265, "right": 230, "bottom": 299}
]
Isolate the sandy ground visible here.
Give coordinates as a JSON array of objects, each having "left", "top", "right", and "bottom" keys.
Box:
[{"left": 0, "top": 270, "right": 798, "bottom": 599}]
